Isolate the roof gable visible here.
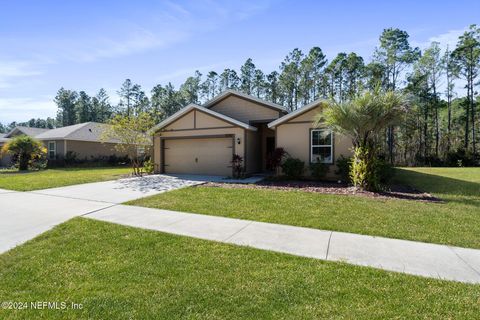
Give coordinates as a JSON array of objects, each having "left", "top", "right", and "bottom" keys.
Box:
[
  {"left": 151, "top": 104, "right": 257, "bottom": 132},
  {"left": 268, "top": 99, "right": 327, "bottom": 128}
]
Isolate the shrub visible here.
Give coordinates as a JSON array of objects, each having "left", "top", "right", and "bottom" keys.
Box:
[
  {"left": 65, "top": 151, "right": 79, "bottom": 165},
  {"left": 267, "top": 147, "right": 288, "bottom": 172},
  {"left": 30, "top": 149, "right": 48, "bottom": 170},
  {"left": 231, "top": 154, "right": 244, "bottom": 179},
  {"left": 374, "top": 157, "right": 395, "bottom": 187},
  {"left": 107, "top": 154, "right": 130, "bottom": 166},
  {"left": 416, "top": 155, "right": 443, "bottom": 167},
  {"left": 143, "top": 157, "right": 154, "bottom": 174},
  {"left": 281, "top": 158, "right": 304, "bottom": 179},
  {"left": 351, "top": 148, "right": 394, "bottom": 191},
  {"left": 309, "top": 162, "right": 329, "bottom": 180},
  {"left": 335, "top": 155, "right": 352, "bottom": 183},
  {"left": 445, "top": 149, "right": 476, "bottom": 167},
  {"left": 47, "top": 154, "right": 131, "bottom": 168},
  {"left": 350, "top": 147, "right": 371, "bottom": 190}
]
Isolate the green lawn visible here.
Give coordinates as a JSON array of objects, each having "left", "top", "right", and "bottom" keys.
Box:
[
  {"left": 0, "top": 218, "right": 478, "bottom": 319},
  {"left": 394, "top": 167, "right": 480, "bottom": 201},
  {"left": 128, "top": 167, "right": 480, "bottom": 249},
  {"left": 0, "top": 167, "right": 132, "bottom": 191}
]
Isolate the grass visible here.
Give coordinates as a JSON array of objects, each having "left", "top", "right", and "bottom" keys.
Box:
[
  {"left": 0, "top": 167, "right": 132, "bottom": 191},
  {"left": 0, "top": 218, "right": 478, "bottom": 319},
  {"left": 128, "top": 167, "right": 480, "bottom": 249},
  {"left": 394, "top": 167, "right": 480, "bottom": 200}
]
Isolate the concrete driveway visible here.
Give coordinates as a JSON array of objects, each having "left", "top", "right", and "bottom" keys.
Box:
[
  {"left": 0, "top": 191, "right": 111, "bottom": 253},
  {"left": 0, "top": 175, "right": 204, "bottom": 253},
  {"left": 32, "top": 174, "right": 205, "bottom": 203}
]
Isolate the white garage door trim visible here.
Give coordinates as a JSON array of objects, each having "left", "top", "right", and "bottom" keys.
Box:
[{"left": 161, "top": 134, "right": 235, "bottom": 176}]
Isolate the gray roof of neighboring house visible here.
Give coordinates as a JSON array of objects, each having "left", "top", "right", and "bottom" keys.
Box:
[
  {"left": 5, "top": 126, "right": 51, "bottom": 138},
  {"left": 2, "top": 122, "right": 152, "bottom": 145},
  {"left": 35, "top": 122, "right": 120, "bottom": 143},
  {"left": 0, "top": 134, "right": 10, "bottom": 144}
]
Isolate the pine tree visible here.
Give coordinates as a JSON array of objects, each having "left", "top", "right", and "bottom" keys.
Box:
[
  {"left": 54, "top": 88, "right": 78, "bottom": 126},
  {"left": 240, "top": 58, "right": 256, "bottom": 94}
]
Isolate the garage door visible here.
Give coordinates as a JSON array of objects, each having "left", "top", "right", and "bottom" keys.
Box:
[{"left": 164, "top": 137, "right": 233, "bottom": 176}]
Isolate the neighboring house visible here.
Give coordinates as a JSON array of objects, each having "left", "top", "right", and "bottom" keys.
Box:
[
  {"left": 0, "top": 133, "right": 13, "bottom": 167},
  {"left": 0, "top": 122, "right": 138, "bottom": 167},
  {"left": 152, "top": 90, "right": 353, "bottom": 177}
]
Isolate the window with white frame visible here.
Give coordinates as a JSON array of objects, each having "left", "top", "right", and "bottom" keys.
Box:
[
  {"left": 48, "top": 141, "right": 56, "bottom": 159},
  {"left": 310, "top": 129, "right": 333, "bottom": 164}
]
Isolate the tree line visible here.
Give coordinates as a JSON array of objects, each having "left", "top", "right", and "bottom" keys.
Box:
[{"left": 1, "top": 25, "right": 479, "bottom": 166}]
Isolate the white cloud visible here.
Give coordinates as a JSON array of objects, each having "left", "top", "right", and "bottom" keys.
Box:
[
  {"left": 0, "top": 97, "right": 56, "bottom": 123},
  {"left": 0, "top": 60, "right": 43, "bottom": 89},
  {"left": 64, "top": 26, "right": 189, "bottom": 63},
  {"left": 413, "top": 27, "right": 468, "bottom": 51}
]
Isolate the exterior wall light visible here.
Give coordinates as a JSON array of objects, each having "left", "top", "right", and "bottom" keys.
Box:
[{"left": 236, "top": 137, "right": 241, "bottom": 145}]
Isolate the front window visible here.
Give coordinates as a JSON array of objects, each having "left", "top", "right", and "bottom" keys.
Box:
[
  {"left": 311, "top": 129, "right": 333, "bottom": 164},
  {"left": 48, "top": 141, "right": 56, "bottom": 159}
]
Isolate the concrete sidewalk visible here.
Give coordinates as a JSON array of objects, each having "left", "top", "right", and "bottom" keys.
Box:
[{"left": 86, "top": 204, "right": 480, "bottom": 284}]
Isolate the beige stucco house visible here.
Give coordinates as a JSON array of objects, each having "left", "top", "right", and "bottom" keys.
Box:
[
  {"left": 152, "top": 90, "right": 353, "bottom": 177},
  {"left": 0, "top": 122, "right": 135, "bottom": 167}
]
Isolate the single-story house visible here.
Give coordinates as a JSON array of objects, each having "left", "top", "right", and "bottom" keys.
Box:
[
  {"left": 152, "top": 90, "right": 353, "bottom": 177},
  {"left": 0, "top": 133, "right": 13, "bottom": 167},
  {"left": 0, "top": 122, "right": 142, "bottom": 167}
]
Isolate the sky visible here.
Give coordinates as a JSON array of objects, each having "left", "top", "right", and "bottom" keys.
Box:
[{"left": 0, "top": 0, "right": 479, "bottom": 123}]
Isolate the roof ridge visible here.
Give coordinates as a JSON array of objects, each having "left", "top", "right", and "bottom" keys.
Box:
[{"left": 203, "top": 90, "right": 286, "bottom": 111}]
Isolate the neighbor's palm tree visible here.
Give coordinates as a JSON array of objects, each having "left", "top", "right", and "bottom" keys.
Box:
[
  {"left": 315, "top": 89, "right": 407, "bottom": 191},
  {"left": 1, "top": 135, "right": 47, "bottom": 171}
]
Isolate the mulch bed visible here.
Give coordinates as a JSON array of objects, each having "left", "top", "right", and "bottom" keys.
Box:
[{"left": 201, "top": 180, "right": 442, "bottom": 203}]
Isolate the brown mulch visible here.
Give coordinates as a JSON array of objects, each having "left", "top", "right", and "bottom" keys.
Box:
[{"left": 201, "top": 180, "right": 442, "bottom": 203}]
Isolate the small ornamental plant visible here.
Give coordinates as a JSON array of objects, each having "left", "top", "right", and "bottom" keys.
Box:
[{"left": 231, "top": 154, "right": 244, "bottom": 179}]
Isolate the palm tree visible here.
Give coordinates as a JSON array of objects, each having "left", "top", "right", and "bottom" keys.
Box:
[
  {"left": 1, "top": 135, "right": 46, "bottom": 171},
  {"left": 315, "top": 90, "right": 407, "bottom": 191}
]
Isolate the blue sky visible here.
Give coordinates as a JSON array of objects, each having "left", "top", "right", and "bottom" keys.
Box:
[{"left": 1, "top": 0, "right": 479, "bottom": 123}]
